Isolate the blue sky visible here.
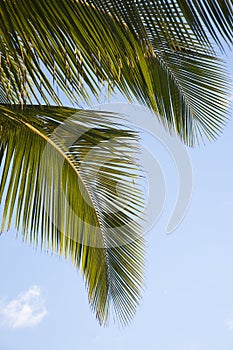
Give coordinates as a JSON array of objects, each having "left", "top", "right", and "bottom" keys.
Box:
[{"left": 0, "top": 46, "right": 232, "bottom": 350}]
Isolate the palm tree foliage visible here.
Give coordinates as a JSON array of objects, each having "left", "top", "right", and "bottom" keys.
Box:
[
  {"left": 0, "top": 0, "right": 232, "bottom": 325},
  {"left": 0, "top": 0, "right": 232, "bottom": 144},
  {"left": 0, "top": 105, "right": 144, "bottom": 325}
]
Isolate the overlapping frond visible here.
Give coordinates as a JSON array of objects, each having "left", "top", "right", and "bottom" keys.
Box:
[
  {"left": 93, "top": 0, "right": 233, "bottom": 51},
  {"left": 0, "top": 1, "right": 231, "bottom": 145},
  {"left": 0, "top": 105, "right": 144, "bottom": 325},
  {"left": 0, "top": 0, "right": 145, "bottom": 105}
]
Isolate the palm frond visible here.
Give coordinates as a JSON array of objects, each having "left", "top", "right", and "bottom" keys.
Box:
[
  {"left": 93, "top": 0, "right": 233, "bottom": 51},
  {"left": 177, "top": 0, "right": 233, "bottom": 50},
  {"left": 0, "top": 87, "right": 9, "bottom": 104},
  {"left": 148, "top": 50, "right": 230, "bottom": 145},
  {"left": 0, "top": 1, "right": 231, "bottom": 144},
  {"left": 0, "top": 105, "right": 144, "bottom": 325}
]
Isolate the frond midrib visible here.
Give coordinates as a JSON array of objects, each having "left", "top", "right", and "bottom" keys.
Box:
[{"left": 1, "top": 107, "right": 103, "bottom": 231}]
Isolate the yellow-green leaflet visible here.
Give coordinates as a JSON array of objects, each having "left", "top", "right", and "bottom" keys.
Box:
[{"left": 0, "top": 105, "right": 145, "bottom": 325}]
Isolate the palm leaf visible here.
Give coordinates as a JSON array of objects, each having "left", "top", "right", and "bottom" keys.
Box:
[
  {"left": 93, "top": 0, "right": 233, "bottom": 51},
  {"left": 177, "top": 0, "right": 233, "bottom": 50},
  {"left": 148, "top": 50, "right": 230, "bottom": 145},
  {"left": 0, "top": 105, "right": 144, "bottom": 325},
  {"left": 0, "top": 1, "right": 231, "bottom": 145}
]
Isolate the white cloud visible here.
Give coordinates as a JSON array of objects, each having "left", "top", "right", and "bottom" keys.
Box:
[
  {"left": 226, "top": 321, "right": 233, "bottom": 331},
  {"left": 0, "top": 286, "right": 47, "bottom": 329},
  {"left": 225, "top": 318, "right": 233, "bottom": 331}
]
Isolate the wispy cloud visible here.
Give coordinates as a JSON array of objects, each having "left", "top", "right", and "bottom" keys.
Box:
[
  {"left": 0, "top": 286, "right": 47, "bottom": 329},
  {"left": 225, "top": 317, "right": 233, "bottom": 331}
]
